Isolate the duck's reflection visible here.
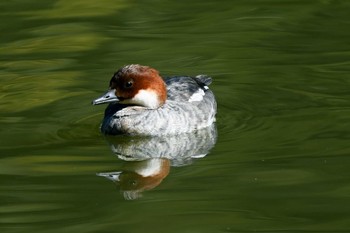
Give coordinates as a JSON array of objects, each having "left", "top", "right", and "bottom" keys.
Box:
[
  {"left": 97, "top": 125, "right": 217, "bottom": 200},
  {"left": 97, "top": 158, "right": 170, "bottom": 200}
]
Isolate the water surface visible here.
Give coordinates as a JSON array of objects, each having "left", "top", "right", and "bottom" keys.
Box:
[{"left": 1, "top": 0, "right": 350, "bottom": 232}]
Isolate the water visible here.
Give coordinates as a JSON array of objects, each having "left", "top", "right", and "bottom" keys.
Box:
[{"left": 1, "top": 0, "right": 350, "bottom": 232}]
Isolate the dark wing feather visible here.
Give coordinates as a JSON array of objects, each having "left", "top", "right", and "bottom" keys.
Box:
[{"left": 164, "top": 75, "right": 212, "bottom": 102}]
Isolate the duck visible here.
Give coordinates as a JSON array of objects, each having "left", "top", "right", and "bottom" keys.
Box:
[{"left": 92, "top": 64, "right": 217, "bottom": 136}]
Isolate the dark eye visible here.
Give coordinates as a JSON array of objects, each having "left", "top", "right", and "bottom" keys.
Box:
[
  {"left": 129, "top": 180, "right": 137, "bottom": 186},
  {"left": 124, "top": 80, "right": 133, "bottom": 88}
]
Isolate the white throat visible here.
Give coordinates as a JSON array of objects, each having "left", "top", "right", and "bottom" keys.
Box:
[
  {"left": 135, "top": 159, "right": 163, "bottom": 177},
  {"left": 129, "top": 89, "right": 161, "bottom": 109}
]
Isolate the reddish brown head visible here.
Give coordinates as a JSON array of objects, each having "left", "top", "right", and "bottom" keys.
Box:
[{"left": 93, "top": 64, "right": 167, "bottom": 109}]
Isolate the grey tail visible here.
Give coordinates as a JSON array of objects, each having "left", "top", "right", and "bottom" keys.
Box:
[{"left": 194, "top": 75, "right": 212, "bottom": 86}]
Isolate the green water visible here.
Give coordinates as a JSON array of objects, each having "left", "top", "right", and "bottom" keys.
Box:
[{"left": 1, "top": 0, "right": 350, "bottom": 232}]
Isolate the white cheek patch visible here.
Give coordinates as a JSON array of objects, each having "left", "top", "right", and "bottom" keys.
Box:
[
  {"left": 188, "top": 88, "right": 205, "bottom": 102},
  {"left": 130, "top": 89, "right": 160, "bottom": 108},
  {"left": 135, "top": 160, "right": 162, "bottom": 177}
]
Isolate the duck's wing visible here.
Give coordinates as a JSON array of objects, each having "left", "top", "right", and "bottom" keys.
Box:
[{"left": 164, "top": 75, "right": 213, "bottom": 102}]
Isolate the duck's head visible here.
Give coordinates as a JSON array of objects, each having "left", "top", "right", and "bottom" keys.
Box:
[{"left": 92, "top": 64, "right": 167, "bottom": 109}]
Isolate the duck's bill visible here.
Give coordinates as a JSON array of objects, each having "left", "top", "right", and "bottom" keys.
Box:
[
  {"left": 92, "top": 89, "right": 119, "bottom": 105},
  {"left": 96, "top": 171, "right": 122, "bottom": 182}
]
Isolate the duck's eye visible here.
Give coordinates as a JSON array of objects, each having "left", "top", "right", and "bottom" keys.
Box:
[
  {"left": 129, "top": 180, "right": 137, "bottom": 186},
  {"left": 125, "top": 80, "right": 133, "bottom": 88}
]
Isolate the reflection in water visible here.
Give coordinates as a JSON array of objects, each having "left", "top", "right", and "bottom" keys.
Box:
[
  {"left": 98, "top": 159, "right": 170, "bottom": 200},
  {"left": 97, "top": 125, "right": 217, "bottom": 200}
]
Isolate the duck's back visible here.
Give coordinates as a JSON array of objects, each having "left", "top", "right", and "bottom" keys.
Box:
[{"left": 165, "top": 75, "right": 212, "bottom": 102}]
